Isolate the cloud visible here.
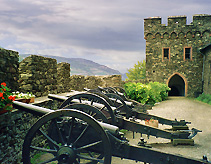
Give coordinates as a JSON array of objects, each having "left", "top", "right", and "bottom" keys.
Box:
[{"left": 0, "top": 0, "right": 210, "bottom": 73}]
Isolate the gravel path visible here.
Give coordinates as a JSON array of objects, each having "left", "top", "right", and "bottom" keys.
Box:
[{"left": 112, "top": 97, "right": 211, "bottom": 163}]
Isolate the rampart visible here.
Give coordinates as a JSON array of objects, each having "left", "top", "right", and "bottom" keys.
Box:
[
  {"left": 18, "top": 55, "right": 122, "bottom": 96},
  {"left": 144, "top": 14, "right": 211, "bottom": 42}
]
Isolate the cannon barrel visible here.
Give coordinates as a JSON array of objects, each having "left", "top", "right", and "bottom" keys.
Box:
[
  {"left": 13, "top": 100, "right": 120, "bottom": 136},
  {"left": 13, "top": 101, "right": 53, "bottom": 116},
  {"left": 48, "top": 94, "right": 191, "bottom": 126}
]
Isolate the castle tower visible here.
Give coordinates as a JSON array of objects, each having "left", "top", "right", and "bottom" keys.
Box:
[{"left": 144, "top": 14, "right": 211, "bottom": 97}]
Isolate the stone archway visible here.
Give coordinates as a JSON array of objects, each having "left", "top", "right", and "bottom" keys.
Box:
[{"left": 167, "top": 73, "right": 187, "bottom": 96}]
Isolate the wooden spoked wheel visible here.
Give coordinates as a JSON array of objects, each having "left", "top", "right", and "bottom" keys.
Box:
[
  {"left": 105, "top": 93, "right": 133, "bottom": 119},
  {"left": 22, "top": 108, "right": 112, "bottom": 164},
  {"left": 59, "top": 93, "right": 117, "bottom": 125}
]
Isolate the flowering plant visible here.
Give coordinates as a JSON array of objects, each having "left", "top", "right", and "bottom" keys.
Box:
[
  {"left": 13, "top": 91, "right": 35, "bottom": 99},
  {"left": 0, "top": 82, "right": 16, "bottom": 111}
]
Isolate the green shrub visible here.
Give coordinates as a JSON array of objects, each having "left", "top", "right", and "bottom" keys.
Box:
[
  {"left": 124, "top": 82, "right": 170, "bottom": 105},
  {"left": 196, "top": 93, "right": 211, "bottom": 105},
  {"left": 202, "top": 98, "right": 210, "bottom": 103}
]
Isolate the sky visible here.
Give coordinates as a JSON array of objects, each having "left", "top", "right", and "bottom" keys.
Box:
[{"left": 0, "top": 0, "right": 211, "bottom": 73}]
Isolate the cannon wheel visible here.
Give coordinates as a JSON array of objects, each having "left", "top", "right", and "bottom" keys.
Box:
[
  {"left": 105, "top": 93, "right": 132, "bottom": 119},
  {"left": 113, "top": 86, "right": 128, "bottom": 100},
  {"left": 98, "top": 86, "right": 117, "bottom": 94},
  {"left": 86, "top": 89, "right": 114, "bottom": 107},
  {"left": 63, "top": 103, "right": 108, "bottom": 123},
  {"left": 60, "top": 93, "right": 117, "bottom": 125},
  {"left": 22, "top": 108, "right": 112, "bottom": 164}
]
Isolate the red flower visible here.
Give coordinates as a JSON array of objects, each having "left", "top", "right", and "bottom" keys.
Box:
[
  {"left": 8, "top": 96, "right": 16, "bottom": 101},
  {"left": 0, "top": 92, "right": 3, "bottom": 97},
  {"left": 2, "top": 97, "right": 5, "bottom": 100},
  {"left": 1, "top": 82, "right": 6, "bottom": 87}
]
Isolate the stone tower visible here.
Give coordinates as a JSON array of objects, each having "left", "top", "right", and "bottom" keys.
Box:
[{"left": 144, "top": 14, "right": 211, "bottom": 97}]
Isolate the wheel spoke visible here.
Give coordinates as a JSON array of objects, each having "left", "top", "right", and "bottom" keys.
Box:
[
  {"left": 39, "top": 129, "right": 60, "bottom": 148},
  {"left": 100, "top": 106, "right": 105, "bottom": 111},
  {"left": 114, "top": 98, "right": 118, "bottom": 103},
  {"left": 116, "top": 104, "right": 124, "bottom": 111},
  {"left": 53, "top": 119, "right": 65, "bottom": 145},
  {"left": 30, "top": 146, "right": 57, "bottom": 153},
  {"left": 67, "top": 117, "right": 75, "bottom": 144},
  {"left": 90, "top": 99, "right": 94, "bottom": 105},
  {"left": 91, "top": 113, "right": 97, "bottom": 118},
  {"left": 73, "top": 125, "right": 89, "bottom": 146},
  {"left": 77, "top": 154, "right": 104, "bottom": 163},
  {"left": 77, "top": 140, "right": 102, "bottom": 150}
]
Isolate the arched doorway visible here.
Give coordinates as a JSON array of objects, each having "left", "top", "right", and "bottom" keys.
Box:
[{"left": 167, "top": 73, "right": 187, "bottom": 96}]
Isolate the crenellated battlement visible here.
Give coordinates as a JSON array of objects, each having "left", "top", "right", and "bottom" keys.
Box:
[{"left": 144, "top": 14, "right": 211, "bottom": 39}]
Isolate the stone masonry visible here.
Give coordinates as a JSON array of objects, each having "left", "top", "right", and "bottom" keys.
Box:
[
  {"left": 19, "top": 55, "right": 58, "bottom": 97},
  {"left": 144, "top": 14, "right": 211, "bottom": 97},
  {"left": 57, "top": 62, "right": 71, "bottom": 93},
  {"left": 200, "top": 44, "right": 211, "bottom": 94},
  {"left": 0, "top": 48, "right": 19, "bottom": 91}
]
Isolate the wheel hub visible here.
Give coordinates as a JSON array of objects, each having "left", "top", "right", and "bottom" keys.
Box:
[{"left": 57, "top": 146, "right": 76, "bottom": 163}]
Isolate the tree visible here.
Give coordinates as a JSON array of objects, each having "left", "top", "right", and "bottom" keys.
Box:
[{"left": 126, "top": 60, "right": 146, "bottom": 81}]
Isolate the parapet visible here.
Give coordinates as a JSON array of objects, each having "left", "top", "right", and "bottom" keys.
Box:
[
  {"left": 144, "top": 14, "right": 211, "bottom": 27},
  {"left": 144, "top": 14, "right": 211, "bottom": 35},
  {"left": 167, "top": 15, "right": 186, "bottom": 26},
  {"left": 144, "top": 16, "right": 161, "bottom": 27},
  {"left": 193, "top": 14, "right": 211, "bottom": 25}
]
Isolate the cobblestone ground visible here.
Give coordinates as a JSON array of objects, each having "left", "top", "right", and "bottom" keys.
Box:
[{"left": 112, "top": 97, "right": 211, "bottom": 163}]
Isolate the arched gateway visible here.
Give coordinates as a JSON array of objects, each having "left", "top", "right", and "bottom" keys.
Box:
[{"left": 167, "top": 73, "right": 187, "bottom": 96}]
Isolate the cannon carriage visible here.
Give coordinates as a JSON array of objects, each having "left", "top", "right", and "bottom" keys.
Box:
[
  {"left": 48, "top": 90, "right": 201, "bottom": 144},
  {"left": 13, "top": 100, "right": 210, "bottom": 164}
]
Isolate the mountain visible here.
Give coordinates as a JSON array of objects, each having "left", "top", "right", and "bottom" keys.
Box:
[{"left": 19, "top": 54, "right": 121, "bottom": 76}]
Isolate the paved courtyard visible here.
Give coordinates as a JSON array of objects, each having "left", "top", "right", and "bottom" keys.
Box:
[{"left": 112, "top": 97, "right": 211, "bottom": 163}]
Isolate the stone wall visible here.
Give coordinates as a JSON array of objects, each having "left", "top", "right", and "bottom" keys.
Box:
[
  {"left": 0, "top": 48, "right": 19, "bottom": 91},
  {"left": 0, "top": 99, "right": 62, "bottom": 164},
  {"left": 0, "top": 50, "right": 122, "bottom": 97},
  {"left": 200, "top": 45, "right": 211, "bottom": 94},
  {"left": 57, "top": 62, "right": 71, "bottom": 93},
  {"left": 18, "top": 55, "right": 122, "bottom": 95},
  {"left": 69, "top": 75, "right": 123, "bottom": 91},
  {"left": 144, "top": 14, "right": 211, "bottom": 97},
  {"left": 19, "top": 55, "right": 58, "bottom": 97},
  {"left": 0, "top": 110, "right": 39, "bottom": 163}
]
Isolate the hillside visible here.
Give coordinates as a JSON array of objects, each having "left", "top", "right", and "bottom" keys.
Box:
[{"left": 19, "top": 54, "right": 121, "bottom": 76}]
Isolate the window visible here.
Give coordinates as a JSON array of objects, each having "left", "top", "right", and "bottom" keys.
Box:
[
  {"left": 184, "top": 47, "right": 192, "bottom": 60},
  {"left": 162, "top": 48, "right": 170, "bottom": 61}
]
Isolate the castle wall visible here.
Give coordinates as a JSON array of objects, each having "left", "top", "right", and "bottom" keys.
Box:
[
  {"left": 201, "top": 45, "right": 211, "bottom": 94},
  {"left": 19, "top": 55, "right": 58, "bottom": 97},
  {"left": 0, "top": 48, "right": 19, "bottom": 91},
  {"left": 15, "top": 54, "right": 122, "bottom": 96},
  {"left": 144, "top": 14, "right": 211, "bottom": 97}
]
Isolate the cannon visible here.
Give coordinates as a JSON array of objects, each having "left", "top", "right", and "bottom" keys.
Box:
[
  {"left": 85, "top": 86, "right": 153, "bottom": 112},
  {"left": 84, "top": 86, "right": 192, "bottom": 129},
  {"left": 13, "top": 101, "right": 210, "bottom": 164},
  {"left": 48, "top": 92, "right": 201, "bottom": 145}
]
